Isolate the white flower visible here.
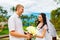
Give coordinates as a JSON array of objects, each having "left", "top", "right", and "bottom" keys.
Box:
[{"left": 26, "top": 26, "right": 37, "bottom": 36}]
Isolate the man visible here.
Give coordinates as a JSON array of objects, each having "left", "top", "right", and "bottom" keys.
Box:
[{"left": 8, "top": 4, "right": 30, "bottom": 40}]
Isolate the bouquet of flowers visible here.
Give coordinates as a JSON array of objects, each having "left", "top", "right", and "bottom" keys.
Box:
[{"left": 26, "top": 26, "right": 38, "bottom": 40}]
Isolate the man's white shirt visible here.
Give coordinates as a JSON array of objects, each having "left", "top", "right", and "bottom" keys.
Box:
[{"left": 8, "top": 13, "right": 25, "bottom": 40}]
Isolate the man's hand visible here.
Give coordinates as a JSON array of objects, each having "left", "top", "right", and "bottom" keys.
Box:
[
  {"left": 26, "top": 33, "right": 32, "bottom": 39},
  {"left": 26, "top": 33, "right": 31, "bottom": 39}
]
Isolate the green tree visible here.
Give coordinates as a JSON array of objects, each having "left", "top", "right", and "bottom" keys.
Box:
[
  {"left": 10, "top": 6, "right": 16, "bottom": 12},
  {"left": 0, "top": 6, "right": 8, "bottom": 22},
  {"left": 51, "top": 8, "right": 60, "bottom": 30},
  {"left": 21, "top": 15, "right": 29, "bottom": 26}
]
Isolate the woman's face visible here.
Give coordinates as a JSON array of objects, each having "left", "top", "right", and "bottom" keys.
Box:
[{"left": 38, "top": 15, "right": 43, "bottom": 21}]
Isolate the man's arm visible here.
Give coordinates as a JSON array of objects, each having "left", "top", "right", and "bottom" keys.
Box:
[{"left": 10, "top": 30, "right": 29, "bottom": 38}]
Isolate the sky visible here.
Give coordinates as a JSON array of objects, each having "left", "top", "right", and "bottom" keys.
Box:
[{"left": 0, "top": 0, "right": 60, "bottom": 15}]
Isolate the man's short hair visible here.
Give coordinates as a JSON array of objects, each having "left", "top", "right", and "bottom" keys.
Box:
[{"left": 16, "top": 4, "right": 24, "bottom": 11}]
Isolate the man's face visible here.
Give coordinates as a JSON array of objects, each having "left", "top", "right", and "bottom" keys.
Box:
[{"left": 17, "top": 7, "right": 24, "bottom": 15}]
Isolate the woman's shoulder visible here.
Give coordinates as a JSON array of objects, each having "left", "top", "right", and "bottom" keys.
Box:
[{"left": 43, "top": 24, "right": 48, "bottom": 29}]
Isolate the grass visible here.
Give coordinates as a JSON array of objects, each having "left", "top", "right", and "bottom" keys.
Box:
[
  {"left": 0, "top": 30, "right": 9, "bottom": 35},
  {"left": 0, "top": 26, "right": 9, "bottom": 35},
  {"left": 23, "top": 26, "right": 28, "bottom": 31}
]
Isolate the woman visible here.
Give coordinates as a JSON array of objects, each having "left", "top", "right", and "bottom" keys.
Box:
[{"left": 35, "top": 13, "right": 56, "bottom": 40}]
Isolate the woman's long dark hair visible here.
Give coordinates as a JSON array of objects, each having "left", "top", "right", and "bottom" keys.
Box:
[{"left": 36, "top": 13, "right": 47, "bottom": 29}]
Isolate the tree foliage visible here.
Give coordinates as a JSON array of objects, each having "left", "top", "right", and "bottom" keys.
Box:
[
  {"left": 51, "top": 8, "right": 60, "bottom": 30},
  {"left": 0, "top": 6, "right": 8, "bottom": 22}
]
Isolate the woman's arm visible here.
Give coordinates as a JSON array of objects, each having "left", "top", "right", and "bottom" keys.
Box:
[
  {"left": 36, "top": 25, "right": 47, "bottom": 38},
  {"left": 36, "top": 29, "right": 46, "bottom": 38}
]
